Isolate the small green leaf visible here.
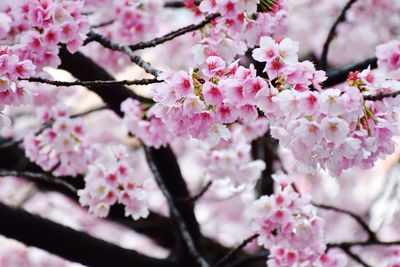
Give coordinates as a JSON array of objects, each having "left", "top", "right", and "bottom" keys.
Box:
[{"left": 259, "top": 0, "right": 278, "bottom": 11}]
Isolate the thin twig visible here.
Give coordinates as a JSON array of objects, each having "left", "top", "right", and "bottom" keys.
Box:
[
  {"left": 213, "top": 234, "right": 259, "bottom": 267},
  {"left": 318, "top": 0, "right": 360, "bottom": 70},
  {"left": 328, "top": 240, "right": 400, "bottom": 249},
  {"left": 25, "top": 77, "right": 161, "bottom": 87},
  {"left": 190, "top": 181, "right": 212, "bottom": 202},
  {"left": 0, "top": 106, "right": 108, "bottom": 150},
  {"left": 91, "top": 20, "right": 115, "bottom": 28},
  {"left": 70, "top": 105, "right": 109, "bottom": 118},
  {"left": 313, "top": 203, "right": 377, "bottom": 241},
  {"left": 0, "top": 170, "right": 77, "bottom": 194},
  {"left": 0, "top": 121, "right": 51, "bottom": 149},
  {"left": 85, "top": 31, "right": 161, "bottom": 77},
  {"left": 144, "top": 146, "right": 210, "bottom": 267},
  {"left": 229, "top": 251, "right": 269, "bottom": 267},
  {"left": 128, "top": 13, "right": 220, "bottom": 52},
  {"left": 341, "top": 247, "right": 372, "bottom": 267},
  {"left": 175, "top": 181, "right": 213, "bottom": 202},
  {"left": 363, "top": 90, "right": 400, "bottom": 101}
]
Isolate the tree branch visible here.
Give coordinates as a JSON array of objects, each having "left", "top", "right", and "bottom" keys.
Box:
[
  {"left": 164, "top": 0, "right": 201, "bottom": 8},
  {"left": 0, "top": 105, "right": 109, "bottom": 150},
  {"left": 25, "top": 77, "right": 161, "bottom": 87},
  {"left": 58, "top": 49, "right": 153, "bottom": 114},
  {"left": 363, "top": 90, "right": 400, "bottom": 101},
  {"left": 324, "top": 57, "right": 377, "bottom": 87},
  {"left": 228, "top": 251, "right": 268, "bottom": 267},
  {"left": 314, "top": 203, "right": 377, "bottom": 241},
  {"left": 213, "top": 234, "right": 259, "bottom": 267},
  {"left": 144, "top": 146, "right": 209, "bottom": 267},
  {"left": 0, "top": 169, "right": 77, "bottom": 195},
  {"left": 341, "top": 247, "right": 372, "bottom": 267},
  {"left": 128, "top": 13, "right": 220, "bottom": 52},
  {"left": 85, "top": 32, "right": 161, "bottom": 76},
  {"left": 175, "top": 181, "right": 213, "bottom": 202},
  {"left": 91, "top": 20, "right": 115, "bottom": 28},
  {"left": 0, "top": 121, "right": 51, "bottom": 149},
  {"left": 328, "top": 240, "right": 400, "bottom": 249},
  {"left": 0, "top": 202, "right": 176, "bottom": 267},
  {"left": 70, "top": 105, "right": 109, "bottom": 118},
  {"left": 252, "top": 133, "right": 281, "bottom": 196},
  {"left": 318, "top": 0, "right": 360, "bottom": 70},
  {"left": 189, "top": 181, "right": 213, "bottom": 202}
]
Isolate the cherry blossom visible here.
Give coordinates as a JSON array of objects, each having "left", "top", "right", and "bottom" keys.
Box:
[
  {"left": 252, "top": 37, "right": 400, "bottom": 175},
  {"left": 376, "top": 40, "right": 400, "bottom": 77},
  {"left": 23, "top": 105, "right": 98, "bottom": 177},
  {"left": 121, "top": 98, "right": 171, "bottom": 149},
  {"left": 251, "top": 174, "right": 328, "bottom": 266},
  {"left": 78, "top": 145, "right": 150, "bottom": 220},
  {"left": 195, "top": 122, "right": 267, "bottom": 190}
]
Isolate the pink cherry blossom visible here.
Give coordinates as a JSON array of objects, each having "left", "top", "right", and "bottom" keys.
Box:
[
  {"left": 376, "top": 40, "right": 400, "bottom": 73},
  {"left": 251, "top": 174, "right": 327, "bottom": 265}
]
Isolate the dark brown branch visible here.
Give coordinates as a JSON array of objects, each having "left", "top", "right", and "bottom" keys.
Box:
[
  {"left": 176, "top": 181, "right": 213, "bottom": 202},
  {"left": 128, "top": 13, "right": 220, "bottom": 52},
  {"left": 213, "top": 234, "right": 259, "bottom": 267},
  {"left": 164, "top": 0, "right": 201, "bottom": 8},
  {"left": 144, "top": 146, "right": 210, "bottom": 267},
  {"left": 91, "top": 20, "right": 115, "bottom": 28},
  {"left": 0, "top": 202, "right": 176, "bottom": 267},
  {"left": 314, "top": 203, "right": 377, "bottom": 241},
  {"left": 190, "top": 181, "right": 213, "bottom": 202},
  {"left": 252, "top": 133, "right": 281, "bottom": 196},
  {"left": 0, "top": 169, "right": 77, "bottom": 195},
  {"left": 324, "top": 57, "right": 377, "bottom": 87},
  {"left": 84, "top": 32, "right": 161, "bottom": 76},
  {"left": 318, "top": 0, "right": 359, "bottom": 70},
  {"left": 363, "top": 90, "right": 400, "bottom": 101},
  {"left": 341, "top": 247, "right": 372, "bottom": 267},
  {"left": 59, "top": 49, "right": 154, "bottom": 114},
  {"left": 25, "top": 77, "right": 161, "bottom": 87},
  {"left": 228, "top": 251, "right": 268, "bottom": 267},
  {"left": 70, "top": 105, "right": 109, "bottom": 118},
  {"left": 0, "top": 121, "right": 51, "bottom": 149},
  {"left": 328, "top": 240, "right": 400, "bottom": 249}
]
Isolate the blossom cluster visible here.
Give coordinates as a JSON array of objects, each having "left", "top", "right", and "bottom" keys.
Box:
[
  {"left": 24, "top": 105, "right": 97, "bottom": 177},
  {"left": 253, "top": 37, "right": 400, "bottom": 175},
  {"left": 251, "top": 174, "right": 335, "bottom": 266},
  {"left": 268, "top": 246, "right": 347, "bottom": 267},
  {"left": 192, "top": 0, "right": 288, "bottom": 64},
  {"left": 252, "top": 36, "right": 325, "bottom": 89},
  {"left": 78, "top": 146, "right": 150, "bottom": 220},
  {"left": 2, "top": 0, "right": 89, "bottom": 70},
  {"left": 146, "top": 37, "right": 400, "bottom": 175},
  {"left": 121, "top": 98, "right": 171, "bottom": 149},
  {"left": 151, "top": 55, "right": 270, "bottom": 146},
  {"left": 0, "top": 50, "right": 35, "bottom": 126},
  {"left": 389, "top": 247, "right": 400, "bottom": 267},
  {"left": 83, "top": 0, "right": 161, "bottom": 73},
  {"left": 196, "top": 120, "right": 267, "bottom": 190},
  {"left": 376, "top": 40, "right": 400, "bottom": 78},
  {"left": 0, "top": 0, "right": 89, "bottom": 127}
]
